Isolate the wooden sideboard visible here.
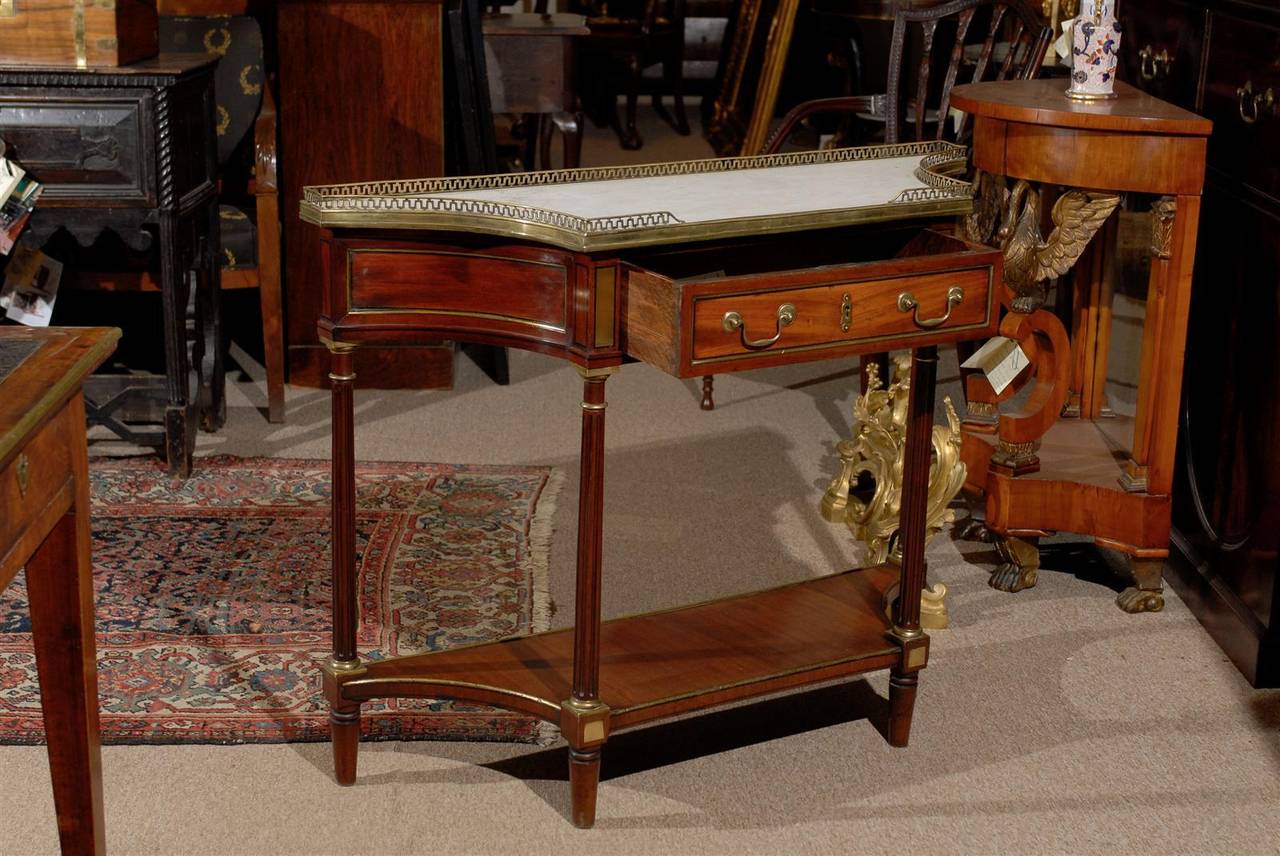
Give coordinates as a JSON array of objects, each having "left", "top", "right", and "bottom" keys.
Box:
[{"left": 1119, "top": 0, "right": 1280, "bottom": 687}]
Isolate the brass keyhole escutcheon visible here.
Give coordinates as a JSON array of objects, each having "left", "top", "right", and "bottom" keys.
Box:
[
  {"left": 722, "top": 303, "right": 797, "bottom": 350},
  {"left": 840, "top": 292, "right": 852, "bottom": 333},
  {"left": 15, "top": 453, "right": 29, "bottom": 497}
]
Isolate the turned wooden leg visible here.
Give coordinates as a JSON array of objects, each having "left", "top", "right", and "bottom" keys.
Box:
[
  {"left": 887, "top": 670, "right": 918, "bottom": 747},
  {"left": 990, "top": 534, "right": 1041, "bottom": 592},
  {"left": 328, "top": 343, "right": 362, "bottom": 784},
  {"left": 888, "top": 347, "right": 936, "bottom": 748},
  {"left": 569, "top": 746, "right": 602, "bottom": 828},
  {"left": 700, "top": 375, "right": 715, "bottom": 410},
  {"left": 1118, "top": 556, "right": 1165, "bottom": 613},
  {"left": 561, "top": 367, "right": 615, "bottom": 827}
]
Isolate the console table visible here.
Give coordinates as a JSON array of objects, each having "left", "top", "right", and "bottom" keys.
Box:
[
  {"left": 950, "top": 80, "right": 1212, "bottom": 612},
  {"left": 0, "top": 56, "right": 224, "bottom": 478},
  {"left": 1, "top": 326, "right": 119, "bottom": 855},
  {"left": 303, "top": 141, "right": 1001, "bottom": 827}
]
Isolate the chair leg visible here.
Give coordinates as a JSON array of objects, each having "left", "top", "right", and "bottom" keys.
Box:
[
  {"left": 665, "top": 52, "right": 690, "bottom": 135},
  {"left": 616, "top": 56, "right": 643, "bottom": 149},
  {"left": 256, "top": 193, "right": 286, "bottom": 423}
]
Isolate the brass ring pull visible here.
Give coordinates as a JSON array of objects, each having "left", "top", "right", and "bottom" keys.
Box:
[
  {"left": 1237, "top": 81, "right": 1275, "bottom": 124},
  {"left": 897, "top": 286, "right": 964, "bottom": 329},
  {"left": 1139, "top": 45, "right": 1171, "bottom": 81},
  {"left": 722, "top": 302, "right": 797, "bottom": 350}
]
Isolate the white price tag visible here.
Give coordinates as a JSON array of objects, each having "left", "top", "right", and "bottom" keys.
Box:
[
  {"left": 961, "top": 335, "right": 1031, "bottom": 395},
  {"left": 0, "top": 158, "right": 24, "bottom": 207}
]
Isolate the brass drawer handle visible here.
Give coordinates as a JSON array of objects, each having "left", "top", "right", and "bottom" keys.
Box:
[
  {"left": 1139, "top": 45, "right": 1172, "bottom": 81},
  {"left": 722, "top": 302, "right": 796, "bottom": 350},
  {"left": 840, "top": 292, "right": 852, "bottom": 333},
  {"left": 897, "top": 286, "right": 964, "bottom": 329},
  {"left": 1237, "top": 81, "right": 1276, "bottom": 125}
]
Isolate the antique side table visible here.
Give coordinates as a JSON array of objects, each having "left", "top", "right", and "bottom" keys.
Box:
[
  {"left": 302, "top": 142, "right": 1002, "bottom": 827},
  {"left": 950, "top": 79, "right": 1212, "bottom": 612},
  {"left": 0, "top": 56, "right": 224, "bottom": 478},
  {"left": 1, "top": 326, "right": 120, "bottom": 856}
]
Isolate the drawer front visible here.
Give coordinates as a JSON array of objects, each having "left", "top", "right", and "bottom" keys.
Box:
[
  {"left": 690, "top": 266, "right": 995, "bottom": 367},
  {"left": 1201, "top": 11, "right": 1280, "bottom": 202},
  {"left": 346, "top": 245, "right": 573, "bottom": 343},
  {"left": 0, "top": 90, "right": 152, "bottom": 205},
  {"left": 0, "top": 402, "right": 73, "bottom": 573},
  {"left": 1117, "top": 0, "right": 1203, "bottom": 110}
]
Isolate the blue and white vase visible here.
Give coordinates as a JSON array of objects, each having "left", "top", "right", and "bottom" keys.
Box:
[{"left": 1067, "top": 0, "right": 1122, "bottom": 100}]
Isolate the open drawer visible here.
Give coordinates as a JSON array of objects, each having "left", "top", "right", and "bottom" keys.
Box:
[{"left": 621, "top": 228, "right": 1002, "bottom": 377}]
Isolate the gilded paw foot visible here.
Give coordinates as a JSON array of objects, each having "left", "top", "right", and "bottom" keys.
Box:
[
  {"left": 1116, "top": 587, "right": 1164, "bottom": 613},
  {"left": 989, "top": 562, "right": 1038, "bottom": 592}
]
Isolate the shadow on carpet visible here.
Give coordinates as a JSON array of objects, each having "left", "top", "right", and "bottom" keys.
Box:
[{"left": 0, "top": 455, "right": 561, "bottom": 745}]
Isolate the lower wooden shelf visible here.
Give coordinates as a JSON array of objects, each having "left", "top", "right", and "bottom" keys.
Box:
[
  {"left": 335, "top": 565, "right": 904, "bottom": 731},
  {"left": 965, "top": 416, "right": 1173, "bottom": 553}
]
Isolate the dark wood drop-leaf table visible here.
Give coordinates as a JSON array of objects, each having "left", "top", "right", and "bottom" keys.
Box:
[{"left": 303, "top": 142, "right": 1003, "bottom": 827}]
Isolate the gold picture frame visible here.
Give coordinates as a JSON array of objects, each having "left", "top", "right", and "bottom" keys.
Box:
[{"left": 705, "top": 0, "right": 802, "bottom": 157}]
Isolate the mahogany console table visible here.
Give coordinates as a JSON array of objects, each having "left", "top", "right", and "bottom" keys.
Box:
[
  {"left": 303, "top": 141, "right": 1002, "bottom": 826},
  {"left": 0, "top": 326, "right": 119, "bottom": 855},
  {"left": 950, "top": 80, "right": 1212, "bottom": 612}
]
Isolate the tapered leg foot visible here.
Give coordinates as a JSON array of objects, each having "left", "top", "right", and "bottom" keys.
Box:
[
  {"left": 330, "top": 704, "right": 361, "bottom": 785},
  {"left": 568, "top": 747, "right": 601, "bottom": 828},
  {"left": 700, "top": 375, "right": 715, "bottom": 410},
  {"left": 887, "top": 670, "right": 918, "bottom": 747},
  {"left": 990, "top": 535, "right": 1040, "bottom": 592}
]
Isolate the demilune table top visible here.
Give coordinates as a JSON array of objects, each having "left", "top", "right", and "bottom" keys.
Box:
[{"left": 300, "top": 140, "right": 974, "bottom": 252}]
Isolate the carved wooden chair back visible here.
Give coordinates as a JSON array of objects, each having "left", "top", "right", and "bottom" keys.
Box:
[
  {"left": 764, "top": 0, "right": 1051, "bottom": 152},
  {"left": 886, "top": 0, "right": 1050, "bottom": 144}
]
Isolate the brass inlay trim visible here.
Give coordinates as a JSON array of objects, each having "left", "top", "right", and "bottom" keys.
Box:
[
  {"left": 328, "top": 372, "right": 356, "bottom": 382},
  {"left": 324, "top": 340, "right": 358, "bottom": 354},
  {"left": 325, "top": 657, "right": 366, "bottom": 674},
  {"left": 890, "top": 624, "right": 925, "bottom": 641},
  {"left": 0, "top": 330, "right": 120, "bottom": 469},
  {"left": 906, "top": 645, "right": 928, "bottom": 670},
  {"left": 575, "top": 365, "right": 619, "bottom": 379},
  {"left": 581, "top": 401, "right": 608, "bottom": 412},
  {"left": 73, "top": 0, "right": 87, "bottom": 68},
  {"left": 594, "top": 266, "right": 616, "bottom": 348},
  {"left": 340, "top": 676, "right": 562, "bottom": 718}
]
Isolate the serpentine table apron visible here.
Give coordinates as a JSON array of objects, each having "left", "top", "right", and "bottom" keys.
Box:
[{"left": 301, "top": 141, "right": 1003, "bottom": 827}]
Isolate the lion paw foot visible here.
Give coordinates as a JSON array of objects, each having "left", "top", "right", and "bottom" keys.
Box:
[
  {"left": 989, "top": 562, "right": 1038, "bottom": 593},
  {"left": 1116, "top": 587, "right": 1164, "bottom": 613}
]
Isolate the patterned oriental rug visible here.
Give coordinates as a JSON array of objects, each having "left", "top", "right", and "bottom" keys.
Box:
[{"left": 0, "top": 456, "right": 562, "bottom": 745}]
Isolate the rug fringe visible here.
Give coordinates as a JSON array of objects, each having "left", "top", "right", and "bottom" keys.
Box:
[{"left": 528, "top": 467, "right": 565, "bottom": 746}]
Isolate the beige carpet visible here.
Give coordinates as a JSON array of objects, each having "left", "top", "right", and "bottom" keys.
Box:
[{"left": 3, "top": 108, "right": 1277, "bottom": 856}]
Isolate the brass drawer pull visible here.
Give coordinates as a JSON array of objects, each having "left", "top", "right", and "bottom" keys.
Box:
[
  {"left": 840, "top": 292, "right": 852, "bottom": 333},
  {"left": 1139, "top": 45, "right": 1172, "bottom": 81},
  {"left": 722, "top": 302, "right": 796, "bottom": 350},
  {"left": 898, "top": 286, "right": 964, "bottom": 329},
  {"left": 1237, "top": 80, "right": 1276, "bottom": 125}
]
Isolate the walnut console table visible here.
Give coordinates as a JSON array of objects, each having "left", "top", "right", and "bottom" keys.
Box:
[
  {"left": 950, "top": 80, "right": 1212, "bottom": 612},
  {"left": 302, "top": 142, "right": 1002, "bottom": 827}
]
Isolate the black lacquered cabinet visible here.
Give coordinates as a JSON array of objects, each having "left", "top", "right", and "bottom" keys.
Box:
[
  {"left": 1120, "top": 0, "right": 1280, "bottom": 686},
  {"left": 0, "top": 56, "right": 222, "bottom": 478}
]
